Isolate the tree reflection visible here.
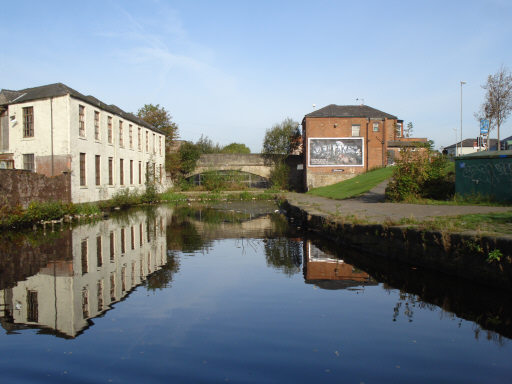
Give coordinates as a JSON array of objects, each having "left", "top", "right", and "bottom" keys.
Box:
[
  {"left": 144, "top": 251, "right": 180, "bottom": 291},
  {"left": 263, "top": 238, "right": 302, "bottom": 276}
]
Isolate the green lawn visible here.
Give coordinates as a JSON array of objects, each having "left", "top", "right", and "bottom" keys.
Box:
[{"left": 307, "top": 167, "right": 394, "bottom": 200}]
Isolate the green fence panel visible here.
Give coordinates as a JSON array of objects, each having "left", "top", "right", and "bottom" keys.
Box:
[{"left": 455, "top": 154, "right": 512, "bottom": 202}]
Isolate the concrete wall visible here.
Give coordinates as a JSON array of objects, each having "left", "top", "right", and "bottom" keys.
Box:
[
  {"left": 303, "top": 116, "right": 398, "bottom": 190},
  {"left": 0, "top": 169, "right": 71, "bottom": 207}
]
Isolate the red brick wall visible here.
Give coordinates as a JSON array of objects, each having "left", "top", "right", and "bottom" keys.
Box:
[
  {"left": 0, "top": 169, "right": 71, "bottom": 208},
  {"left": 303, "top": 116, "right": 398, "bottom": 189}
]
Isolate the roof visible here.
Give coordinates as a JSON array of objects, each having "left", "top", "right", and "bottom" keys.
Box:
[
  {"left": 444, "top": 138, "right": 498, "bottom": 149},
  {"left": 456, "top": 149, "right": 512, "bottom": 159},
  {"left": 0, "top": 83, "right": 162, "bottom": 134},
  {"left": 304, "top": 104, "right": 397, "bottom": 119}
]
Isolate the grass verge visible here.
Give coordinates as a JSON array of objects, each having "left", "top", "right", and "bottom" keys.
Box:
[{"left": 307, "top": 167, "right": 394, "bottom": 200}]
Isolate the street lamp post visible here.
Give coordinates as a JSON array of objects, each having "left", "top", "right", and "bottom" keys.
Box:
[{"left": 460, "top": 81, "right": 466, "bottom": 156}]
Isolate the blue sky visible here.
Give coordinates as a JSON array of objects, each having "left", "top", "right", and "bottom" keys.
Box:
[{"left": 2, "top": 0, "right": 511, "bottom": 151}]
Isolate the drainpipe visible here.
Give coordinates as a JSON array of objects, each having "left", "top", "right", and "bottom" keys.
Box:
[
  {"left": 50, "top": 97, "right": 54, "bottom": 176},
  {"left": 382, "top": 119, "right": 387, "bottom": 166},
  {"left": 366, "top": 119, "right": 369, "bottom": 171}
]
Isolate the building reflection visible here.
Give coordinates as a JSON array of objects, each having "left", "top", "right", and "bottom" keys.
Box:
[
  {"left": 0, "top": 207, "right": 170, "bottom": 338},
  {"left": 303, "top": 241, "right": 377, "bottom": 290}
]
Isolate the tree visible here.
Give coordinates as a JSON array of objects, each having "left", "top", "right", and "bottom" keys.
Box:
[
  {"left": 137, "top": 104, "right": 179, "bottom": 147},
  {"left": 479, "top": 66, "right": 512, "bottom": 151},
  {"left": 405, "top": 122, "right": 414, "bottom": 138},
  {"left": 195, "top": 135, "right": 222, "bottom": 154},
  {"left": 221, "top": 143, "right": 251, "bottom": 154},
  {"left": 262, "top": 118, "right": 301, "bottom": 155}
]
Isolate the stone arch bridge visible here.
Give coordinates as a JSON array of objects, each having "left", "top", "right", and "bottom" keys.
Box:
[
  {"left": 184, "top": 154, "right": 303, "bottom": 190},
  {"left": 187, "top": 154, "right": 275, "bottom": 179}
]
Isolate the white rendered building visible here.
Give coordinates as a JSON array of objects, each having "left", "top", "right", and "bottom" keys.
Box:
[{"left": 0, "top": 83, "right": 166, "bottom": 203}]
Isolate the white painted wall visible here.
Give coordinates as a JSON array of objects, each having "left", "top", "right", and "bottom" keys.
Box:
[{"left": 6, "top": 94, "right": 167, "bottom": 203}]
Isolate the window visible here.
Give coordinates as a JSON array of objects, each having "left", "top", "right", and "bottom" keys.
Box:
[
  {"left": 122, "top": 266, "right": 126, "bottom": 292},
  {"left": 119, "top": 121, "right": 124, "bottom": 147},
  {"left": 373, "top": 122, "right": 379, "bottom": 132},
  {"left": 109, "top": 231, "right": 115, "bottom": 261},
  {"left": 110, "top": 273, "right": 116, "bottom": 301},
  {"left": 23, "top": 154, "right": 34, "bottom": 172},
  {"left": 80, "top": 153, "right": 86, "bottom": 186},
  {"left": 153, "top": 133, "right": 156, "bottom": 153},
  {"left": 351, "top": 124, "right": 361, "bottom": 137},
  {"left": 82, "top": 289, "right": 89, "bottom": 319},
  {"left": 108, "top": 157, "right": 113, "bottom": 185},
  {"left": 79, "top": 105, "right": 85, "bottom": 137},
  {"left": 159, "top": 136, "right": 162, "bottom": 155},
  {"left": 130, "top": 160, "right": 133, "bottom": 184},
  {"left": 108, "top": 116, "right": 113, "bottom": 144},
  {"left": 138, "top": 161, "right": 142, "bottom": 184},
  {"left": 159, "top": 164, "right": 162, "bottom": 183},
  {"left": 121, "top": 228, "right": 125, "bottom": 254},
  {"left": 97, "top": 281, "right": 104, "bottom": 311},
  {"left": 97, "top": 236, "right": 103, "bottom": 267},
  {"left": 94, "top": 111, "right": 100, "bottom": 140},
  {"left": 23, "top": 107, "right": 34, "bottom": 137},
  {"left": 27, "top": 290, "right": 38, "bottom": 322},
  {"left": 95, "top": 155, "right": 101, "bottom": 186},
  {"left": 146, "top": 131, "right": 149, "bottom": 152},
  {"left": 396, "top": 123, "right": 402, "bottom": 138},
  {"left": 129, "top": 124, "right": 133, "bottom": 149},
  {"left": 120, "top": 158, "right": 124, "bottom": 185},
  {"left": 138, "top": 127, "right": 141, "bottom": 150},
  {"left": 81, "top": 239, "right": 88, "bottom": 274},
  {"left": 131, "top": 226, "right": 135, "bottom": 250}
]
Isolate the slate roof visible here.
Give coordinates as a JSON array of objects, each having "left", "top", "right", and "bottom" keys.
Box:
[
  {"left": 0, "top": 83, "right": 161, "bottom": 133},
  {"left": 444, "top": 138, "right": 498, "bottom": 149},
  {"left": 305, "top": 104, "right": 397, "bottom": 119}
]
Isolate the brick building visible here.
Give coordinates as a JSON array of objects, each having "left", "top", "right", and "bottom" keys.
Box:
[{"left": 302, "top": 104, "right": 408, "bottom": 190}]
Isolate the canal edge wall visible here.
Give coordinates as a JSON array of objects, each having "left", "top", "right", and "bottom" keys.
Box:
[{"left": 281, "top": 199, "right": 512, "bottom": 290}]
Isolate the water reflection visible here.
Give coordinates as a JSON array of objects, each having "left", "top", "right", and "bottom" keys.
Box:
[
  {"left": 303, "top": 242, "right": 377, "bottom": 290},
  {"left": 0, "top": 203, "right": 511, "bottom": 344},
  {"left": 0, "top": 207, "right": 170, "bottom": 338}
]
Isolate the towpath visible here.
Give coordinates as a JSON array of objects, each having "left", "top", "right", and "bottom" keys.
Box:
[{"left": 285, "top": 181, "right": 511, "bottom": 224}]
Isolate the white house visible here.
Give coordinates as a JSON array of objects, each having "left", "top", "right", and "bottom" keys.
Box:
[
  {"left": 443, "top": 138, "right": 498, "bottom": 156},
  {"left": 0, "top": 83, "right": 166, "bottom": 203}
]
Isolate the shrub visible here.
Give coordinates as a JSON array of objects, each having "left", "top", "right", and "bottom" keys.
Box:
[
  {"left": 269, "top": 161, "right": 289, "bottom": 190},
  {"left": 386, "top": 145, "right": 453, "bottom": 201}
]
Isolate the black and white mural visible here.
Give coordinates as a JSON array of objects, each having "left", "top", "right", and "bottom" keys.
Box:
[{"left": 308, "top": 138, "right": 364, "bottom": 166}]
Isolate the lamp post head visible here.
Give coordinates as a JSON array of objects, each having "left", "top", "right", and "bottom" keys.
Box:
[{"left": 461, "top": 81, "right": 467, "bottom": 85}]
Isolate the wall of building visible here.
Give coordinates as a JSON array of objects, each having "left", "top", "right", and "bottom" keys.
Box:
[
  {"left": 7, "top": 95, "right": 71, "bottom": 175},
  {"left": 0, "top": 169, "right": 71, "bottom": 208},
  {"left": 5, "top": 94, "right": 167, "bottom": 203},
  {"left": 303, "top": 116, "right": 398, "bottom": 190}
]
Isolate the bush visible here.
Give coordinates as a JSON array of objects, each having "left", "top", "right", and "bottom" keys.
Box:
[
  {"left": 269, "top": 161, "right": 289, "bottom": 190},
  {"left": 386, "top": 145, "right": 453, "bottom": 201}
]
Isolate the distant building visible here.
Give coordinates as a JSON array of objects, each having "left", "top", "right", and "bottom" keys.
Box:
[
  {"left": 0, "top": 83, "right": 166, "bottom": 203},
  {"left": 443, "top": 138, "right": 497, "bottom": 156},
  {"left": 301, "top": 104, "right": 426, "bottom": 190}
]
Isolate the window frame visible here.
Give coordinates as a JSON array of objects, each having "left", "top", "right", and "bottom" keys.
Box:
[
  {"left": 23, "top": 106, "right": 34, "bottom": 138},
  {"left": 94, "top": 111, "right": 100, "bottom": 141},
  {"left": 79, "top": 105, "right": 86, "bottom": 137},
  {"left": 351, "top": 124, "right": 361, "bottom": 137},
  {"left": 23, "top": 153, "right": 35, "bottom": 172},
  {"left": 79, "top": 153, "right": 86, "bottom": 186}
]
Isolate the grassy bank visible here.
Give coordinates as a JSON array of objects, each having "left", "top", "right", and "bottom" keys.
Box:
[
  {"left": 0, "top": 189, "right": 281, "bottom": 230},
  {"left": 307, "top": 167, "right": 394, "bottom": 200}
]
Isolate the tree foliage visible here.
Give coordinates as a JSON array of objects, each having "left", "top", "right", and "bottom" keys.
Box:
[
  {"left": 221, "top": 143, "right": 251, "bottom": 154},
  {"left": 386, "top": 144, "right": 453, "bottom": 201},
  {"left": 195, "top": 135, "right": 222, "bottom": 154},
  {"left": 137, "top": 104, "right": 179, "bottom": 146},
  {"left": 262, "top": 118, "right": 301, "bottom": 155},
  {"left": 478, "top": 66, "right": 512, "bottom": 149}
]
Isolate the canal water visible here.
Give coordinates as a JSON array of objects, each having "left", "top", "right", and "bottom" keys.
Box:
[{"left": 0, "top": 202, "right": 511, "bottom": 383}]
